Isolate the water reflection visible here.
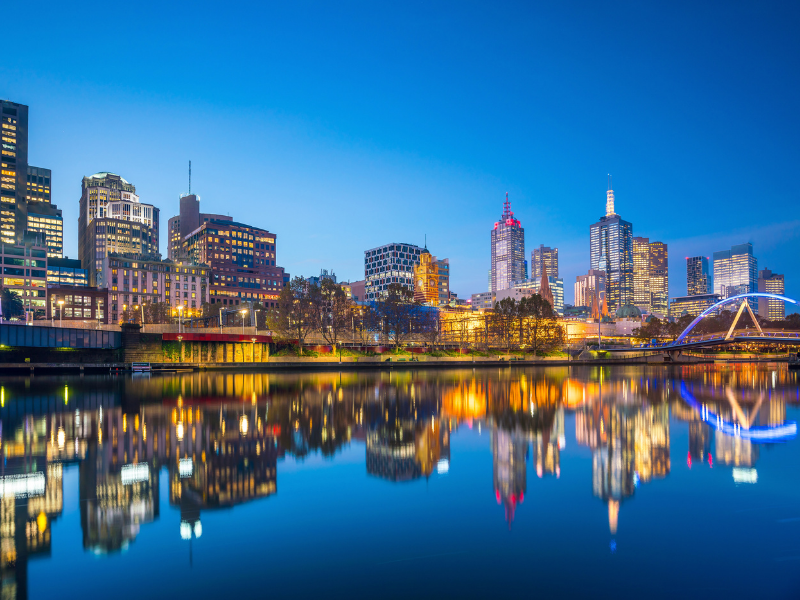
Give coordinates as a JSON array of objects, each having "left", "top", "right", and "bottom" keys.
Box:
[{"left": 0, "top": 364, "right": 796, "bottom": 598}]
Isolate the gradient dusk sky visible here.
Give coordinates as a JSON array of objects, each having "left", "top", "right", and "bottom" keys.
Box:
[{"left": 3, "top": 1, "right": 799, "bottom": 304}]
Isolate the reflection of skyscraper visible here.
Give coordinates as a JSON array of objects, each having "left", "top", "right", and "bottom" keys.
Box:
[
  {"left": 491, "top": 426, "right": 527, "bottom": 526},
  {"left": 533, "top": 407, "right": 563, "bottom": 478},
  {"left": 689, "top": 421, "right": 712, "bottom": 463}
]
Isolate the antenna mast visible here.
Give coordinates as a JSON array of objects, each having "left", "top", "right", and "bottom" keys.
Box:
[{"left": 189, "top": 160, "right": 192, "bottom": 195}]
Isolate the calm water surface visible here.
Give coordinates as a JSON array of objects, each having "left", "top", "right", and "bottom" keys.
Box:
[{"left": 1, "top": 365, "right": 799, "bottom": 599}]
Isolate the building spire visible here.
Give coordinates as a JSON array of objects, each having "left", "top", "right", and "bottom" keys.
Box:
[
  {"left": 605, "top": 174, "right": 615, "bottom": 217},
  {"left": 503, "top": 192, "right": 512, "bottom": 220},
  {"left": 189, "top": 160, "right": 192, "bottom": 195}
]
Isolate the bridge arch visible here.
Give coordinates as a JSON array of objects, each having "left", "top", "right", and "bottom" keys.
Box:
[{"left": 675, "top": 293, "right": 798, "bottom": 344}]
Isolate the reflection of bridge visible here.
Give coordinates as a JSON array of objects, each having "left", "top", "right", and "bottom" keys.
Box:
[
  {"left": 611, "top": 293, "right": 800, "bottom": 352},
  {"left": 680, "top": 382, "right": 797, "bottom": 443}
]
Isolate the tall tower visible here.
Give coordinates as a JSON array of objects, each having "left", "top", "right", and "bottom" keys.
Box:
[
  {"left": 713, "top": 242, "right": 757, "bottom": 308},
  {"left": 589, "top": 178, "right": 633, "bottom": 313},
  {"left": 490, "top": 193, "right": 526, "bottom": 293},
  {"left": 686, "top": 256, "right": 712, "bottom": 296}
]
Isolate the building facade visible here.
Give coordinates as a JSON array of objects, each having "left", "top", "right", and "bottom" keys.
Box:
[
  {"left": 46, "top": 286, "right": 110, "bottom": 324},
  {"left": 633, "top": 237, "right": 651, "bottom": 311},
  {"left": 649, "top": 241, "right": 668, "bottom": 317},
  {"left": 687, "top": 256, "right": 712, "bottom": 296},
  {"left": 758, "top": 268, "right": 785, "bottom": 321},
  {"left": 574, "top": 269, "right": 606, "bottom": 313},
  {"left": 413, "top": 250, "right": 439, "bottom": 305},
  {"left": 0, "top": 241, "right": 48, "bottom": 320},
  {"left": 167, "top": 193, "right": 231, "bottom": 260},
  {"left": 491, "top": 194, "right": 526, "bottom": 293},
  {"left": 364, "top": 242, "right": 423, "bottom": 301},
  {"left": 437, "top": 258, "right": 450, "bottom": 304},
  {"left": 532, "top": 244, "right": 558, "bottom": 279},
  {"left": 98, "top": 254, "right": 210, "bottom": 322},
  {"left": 713, "top": 243, "right": 757, "bottom": 307},
  {"left": 669, "top": 293, "right": 721, "bottom": 318},
  {"left": 47, "top": 257, "right": 88, "bottom": 287},
  {"left": 589, "top": 182, "right": 632, "bottom": 314},
  {"left": 471, "top": 291, "right": 494, "bottom": 310},
  {"left": 78, "top": 173, "right": 160, "bottom": 286},
  {"left": 511, "top": 276, "right": 565, "bottom": 315},
  {"left": 183, "top": 219, "right": 286, "bottom": 308}
]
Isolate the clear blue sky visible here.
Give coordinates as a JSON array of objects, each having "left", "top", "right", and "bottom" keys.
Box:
[{"left": 3, "top": 1, "right": 799, "bottom": 305}]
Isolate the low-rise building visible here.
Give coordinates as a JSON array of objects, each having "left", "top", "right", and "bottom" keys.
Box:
[
  {"left": 669, "top": 293, "right": 721, "bottom": 318},
  {"left": 46, "top": 286, "right": 109, "bottom": 324},
  {"left": 0, "top": 241, "right": 48, "bottom": 320},
  {"left": 471, "top": 291, "right": 494, "bottom": 310},
  {"left": 47, "top": 257, "right": 88, "bottom": 287}
]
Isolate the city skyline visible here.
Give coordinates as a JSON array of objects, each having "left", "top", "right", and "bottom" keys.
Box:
[{"left": 2, "top": 2, "right": 798, "bottom": 308}]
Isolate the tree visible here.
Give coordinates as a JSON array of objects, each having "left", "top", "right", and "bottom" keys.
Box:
[
  {"left": 144, "top": 302, "right": 173, "bottom": 324},
  {"left": 489, "top": 297, "right": 518, "bottom": 351},
  {"left": 1, "top": 289, "right": 23, "bottom": 320},
  {"left": 311, "top": 279, "right": 352, "bottom": 346},
  {"left": 632, "top": 317, "right": 665, "bottom": 342},
  {"left": 519, "top": 294, "right": 562, "bottom": 355},
  {"left": 269, "top": 276, "right": 316, "bottom": 354},
  {"left": 372, "top": 284, "right": 422, "bottom": 348}
]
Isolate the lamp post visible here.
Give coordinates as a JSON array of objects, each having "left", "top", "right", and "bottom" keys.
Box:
[
  {"left": 57, "top": 300, "right": 64, "bottom": 328},
  {"left": 251, "top": 337, "right": 257, "bottom": 363},
  {"left": 177, "top": 305, "right": 183, "bottom": 334},
  {"left": 219, "top": 307, "right": 224, "bottom": 333},
  {"left": 240, "top": 308, "right": 248, "bottom": 336},
  {"left": 139, "top": 304, "right": 146, "bottom": 332}
]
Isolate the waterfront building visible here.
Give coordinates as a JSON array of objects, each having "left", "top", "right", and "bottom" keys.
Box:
[
  {"left": 413, "top": 249, "right": 439, "bottom": 305},
  {"left": 589, "top": 179, "right": 633, "bottom": 314},
  {"left": 78, "top": 173, "right": 160, "bottom": 286},
  {"left": 687, "top": 256, "right": 712, "bottom": 296},
  {"left": 574, "top": 269, "right": 606, "bottom": 317},
  {"left": 47, "top": 257, "right": 88, "bottom": 287},
  {"left": 183, "top": 218, "right": 286, "bottom": 308},
  {"left": 532, "top": 244, "right": 558, "bottom": 279},
  {"left": 167, "top": 193, "right": 231, "bottom": 260},
  {"left": 46, "top": 286, "right": 109, "bottom": 324},
  {"left": 98, "top": 253, "right": 210, "bottom": 322},
  {"left": 669, "top": 293, "right": 721, "bottom": 318},
  {"left": 437, "top": 258, "right": 450, "bottom": 304},
  {"left": 0, "top": 240, "right": 48, "bottom": 319},
  {"left": 364, "top": 242, "right": 423, "bottom": 300},
  {"left": 713, "top": 243, "right": 757, "bottom": 303},
  {"left": 491, "top": 194, "right": 526, "bottom": 293},
  {"left": 757, "top": 268, "right": 785, "bottom": 320},
  {"left": 649, "top": 241, "right": 668, "bottom": 317}
]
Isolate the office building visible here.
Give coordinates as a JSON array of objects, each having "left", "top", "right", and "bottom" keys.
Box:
[
  {"left": 0, "top": 240, "right": 48, "bottom": 320},
  {"left": 0, "top": 101, "right": 65, "bottom": 255},
  {"left": 167, "top": 193, "right": 231, "bottom": 260},
  {"left": 510, "top": 276, "right": 564, "bottom": 315},
  {"left": 491, "top": 193, "right": 526, "bottom": 293},
  {"left": 632, "top": 237, "right": 651, "bottom": 311},
  {"left": 183, "top": 219, "right": 286, "bottom": 308},
  {"left": 47, "top": 257, "right": 88, "bottom": 287},
  {"left": 649, "top": 241, "right": 668, "bottom": 316},
  {"left": 574, "top": 269, "right": 606, "bottom": 315},
  {"left": 98, "top": 253, "right": 210, "bottom": 322},
  {"left": 669, "top": 293, "right": 721, "bottom": 318},
  {"left": 78, "top": 173, "right": 160, "bottom": 286},
  {"left": 414, "top": 250, "right": 439, "bottom": 305},
  {"left": 532, "top": 244, "right": 558, "bottom": 279},
  {"left": 437, "top": 258, "right": 450, "bottom": 304},
  {"left": 47, "top": 286, "right": 109, "bottom": 324},
  {"left": 687, "top": 256, "right": 712, "bottom": 296},
  {"left": 758, "top": 268, "right": 785, "bottom": 321},
  {"left": 713, "top": 243, "right": 757, "bottom": 307},
  {"left": 589, "top": 179, "right": 633, "bottom": 314},
  {"left": 364, "top": 242, "right": 423, "bottom": 300},
  {"left": 471, "top": 291, "right": 494, "bottom": 310},
  {"left": 342, "top": 280, "right": 365, "bottom": 303}
]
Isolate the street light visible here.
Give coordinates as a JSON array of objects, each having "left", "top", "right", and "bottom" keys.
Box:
[
  {"left": 251, "top": 337, "right": 257, "bottom": 363},
  {"left": 136, "top": 304, "right": 145, "bottom": 331},
  {"left": 240, "top": 308, "right": 248, "bottom": 335},
  {"left": 57, "top": 300, "right": 64, "bottom": 327},
  {"left": 177, "top": 305, "right": 184, "bottom": 334},
  {"left": 219, "top": 306, "right": 224, "bottom": 333}
]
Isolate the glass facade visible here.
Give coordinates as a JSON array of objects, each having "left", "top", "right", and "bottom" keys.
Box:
[
  {"left": 590, "top": 214, "right": 633, "bottom": 314},
  {"left": 649, "top": 241, "right": 668, "bottom": 317},
  {"left": 0, "top": 242, "right": 48, "bottom": 320},
  {"left": 687, "top": 256, "right": 712, "bottom": 296},
  {"left": 757, "top": 268, "right": 785, "bottom": 321},
  {"left": 532, "top": 244, "right": 558, "bottom": 279},
  {"left": 364, "top": 242, "right": 423, "bottom": 300},
  {"left": 713, "top": 243, "right": 757, "bottom": 308},
  {"left": 491, "top": 195, "right": 526, "bottom": 293},
  {"left": 47, "top": 257, "right": 88, "bottom": 287},
  {"left": 669, "top": 293, "right": 721, "bottom": 318}
]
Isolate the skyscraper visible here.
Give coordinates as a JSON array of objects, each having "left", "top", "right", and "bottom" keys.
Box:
[
  {"left": 491, "top": 193, "right": 526, "bottom": 293},
  {"left": 0, "top": 101, "right": 64, "bottom": 254},
  {"left": 364, "top": 242, "right": 423, "bottom": 300},
  {"left": 649, "top": 241, "right": 668, "bottom": 317},
  {"left": 686, "top": 256, "right": 712, "bottom": 296},
  {"left": 589, "top": 178, "right": 632, "bottom": 313},
  {"left": 758, "top": 268, "right": 785, "bottom": 321},
  {"left": 713, "top": 243, "right": 757, "bottom": 305},
  {"left": 632, "top": 237, "right": 650, "bottom": 311},
  {"left": 574, "top": 269, "right": 606, "bottom": 313},
  {"left": 167, "top": 193, "right": 232, "bottom": 260},
  {"left": 532, "top": 244, "right": 558, "bottom": 279},
  {"left": 78, "top": 173, "right": 160, "bottom": 286}
]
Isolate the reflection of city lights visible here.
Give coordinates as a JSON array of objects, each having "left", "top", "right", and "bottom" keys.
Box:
[
  {"left": 180, "top": 521, "right": 192, "bottom": 540},
  {"left": 733, "top": 468, "right": 758, "bottom": 484},
  {"left": 0, "top": 473, "right": 45, "bottom": 498},
  {"left": 37, "top": 511, "right": 47, "bottom": 533},
  {"left": 176, "top": 422, "right": 184, "bottom": 441},
  {"left": 120, "top": 463, "right": 150, "bottom": 485},
  {"left": 240, "top": 415, "right": 249, "bottom": 435},
  {"left": 436, "top": 459, "right": 449, "bottom": 474},
  {"left": 57, "top": 427, "right": 65, "bottom": 450},
  {"left": 179, "top": 458, "right": 193, "bottom": 478},
  {"left": 194, "top": 521, "right": 202, "bottom": 538}
]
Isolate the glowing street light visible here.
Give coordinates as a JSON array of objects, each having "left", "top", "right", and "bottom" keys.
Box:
[
  {"left": 239, "top": 414, "right": 249, "bottom": 435},
  {"left": 240, "top": 308, "right": 248, "bottom": 335},
  {"left": 57, "top": 300, "right": 64, "bottom": 327},
  {"left": 177, "top": 305, "right": 184, "bottom": 333}
]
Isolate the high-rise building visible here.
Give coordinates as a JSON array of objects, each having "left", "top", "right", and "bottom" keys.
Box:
[
  {"left": 649, "top": 241, "right": 668, "bottom": 317},
  {"left": 0, "top": 101, "right": 65, "bottom": 255},
  {"left": 590, "top": 179, "right": 633, "bottom": 314},
  {"left": 687, "top": 256, "right": 712, "bottom": 296},
  {"left": 364, "top": 242, "right": 423, "bottom": 300},
  {"left": 437, "top": 258, "right": 450, "bottom": 304},
  {"left": 491, "top": 193, "right": 526, "bottom": 293},
  {"left": 78, "top": 173, "right": 160, "bottom": 286},
  {"left": 713, "top": 243, "right": 757, "bottom": 307},
  {"left": 758, "top": 268, "right": 785, "bottom": 321},
  {"left": 574, "top": 269, "right": 606, "bottom": 314},
  {"left": 510, "top": 276, "right": 565, "bottom": 315},
  {"left": 532, "top": 244, "right": 558, "bottom": 279},
  {"left": 633, "top": 237, "right": 651, "bottom": 311},
  {"left": 183, "top": 218, "right": 287, "bottom": 308},
  {"left": 167, "top": 193, "right": 231, "bottom": 260}
]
